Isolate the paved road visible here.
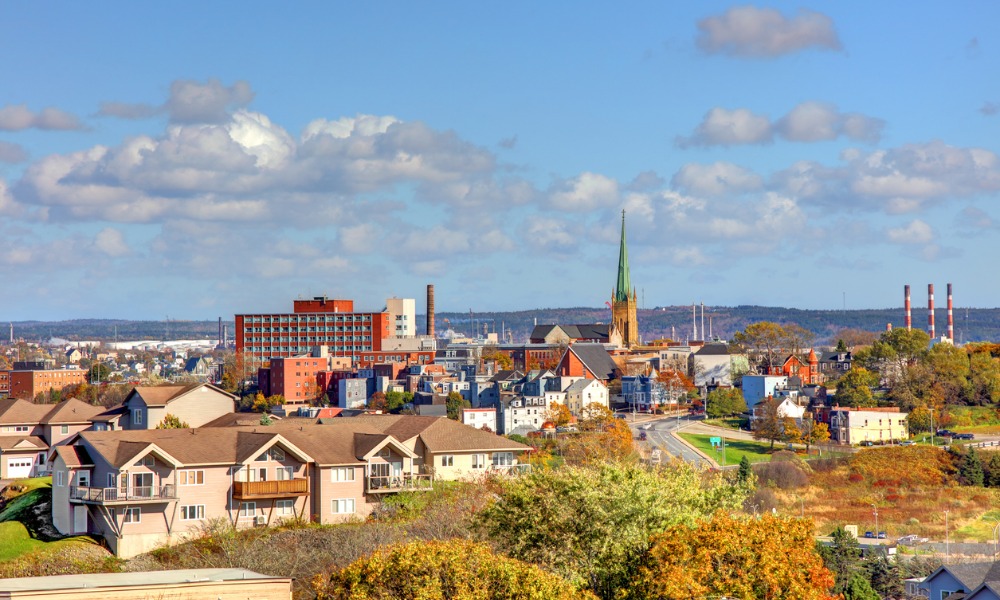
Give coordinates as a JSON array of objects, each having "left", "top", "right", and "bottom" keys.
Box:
[{"left": 629, "top": 415, "right": 710, "bottom": 467}]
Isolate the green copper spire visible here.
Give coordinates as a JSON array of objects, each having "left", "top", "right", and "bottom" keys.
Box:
[{"left": 614, "top": 209, "right": 631, "bottom": 303}]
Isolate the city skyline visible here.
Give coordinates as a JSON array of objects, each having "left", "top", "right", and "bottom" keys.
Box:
[{"left": 2, "top": 3, "right": 1000, "bottom": 320}]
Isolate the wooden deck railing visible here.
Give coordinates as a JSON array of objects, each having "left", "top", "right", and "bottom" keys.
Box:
[
  {"left": 233, "top": 478, "right": 309, "bottom": 498},
  {"left": 69, "top": 485, "right": 177, "bottom": 503}
]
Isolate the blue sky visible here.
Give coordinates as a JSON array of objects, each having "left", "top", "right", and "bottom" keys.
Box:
[{"left": 2, "top": 2, "right": 1000, "bottom": 320}]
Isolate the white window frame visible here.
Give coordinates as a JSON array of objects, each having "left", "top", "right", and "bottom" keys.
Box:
[
  {"left": 441, "top": 455, "right": 454, "bottom": 467},
  {"left": 276, "top": 499, "right": 294, "bottom": 515},
  {"left": 60, "top": 425, "right": 69, "bottom": 434},
  {"left": 331, "top": 467, "right": 356, "bottom": 482},
  {"left": 276, "top": 466, "right": 294, "bottom": 481},
  {"left": 180, "top": 505, "right": 205, "bottom": 520},
  {"left": 240, "top": 502, "right": 256, "bottom": 518},
  {"left": 107, "top": 473, "right": 117, "bottom": 488},
  {"left": 492, "top": 452, "right": 514, "bottom": 467},
  {"left": 332, "top": 498, "right": 355, "bottom": 514},
  {"left": 123, "top": 507, "right": 140, "bottom": 523},
  {"left": 179, "top": 470, "right": 205, "bottom": 486},
  {"left": 135, "top": 456, "right": 154, "bottom": 468},
  {"left": 14, "top": 425, "right": 28, "bottom": 433},
  {"left": 472, "top": 454, "right": 486, "bottom": 469},
  {"left": 133, "top": 409, "right": 143, "bottom": 425},
  {"left": 56, "top": 470, "right": 65, "bottom": 487}
]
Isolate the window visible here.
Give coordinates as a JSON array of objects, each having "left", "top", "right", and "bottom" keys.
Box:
[
  {"left": 60, "top": 425, "right": 70, "bottom": 435},
  {"left": 492, "top": 452, "right": 514, "bottom": 467},
  {"left": 331, "top": 467, "right": 355, "bottom": 482},
  {"left": 240, "top": 502, "right": 256, "bottom": 518},
  {"left": 135, "top": 456, "right": 154, "bottom": 468},
  {"left": 107, "top": 473, "right": 118, "bottom": 488},
  {"left": 276, "top": 499, "right": 294, "bottom": 515},
  {"left": 441, "top": 455, "right": 454, "bottom": 467},
  {"left": 133, "top": 409, "right": 143, "bottom": 425},
  {"left": 14, "top": 425, "right": 28, "bottom": 433},
  {"left": 123, "top": 508, "right": 141, "bottom": 523},
  {"left": 55, "top": 471, "right": 65, "bottom": 487},
  {"left": 276, "top": 466, "right": 294, "bottom": 480},
  {"left": 181, "top": 505, "right": 205, "bottom": 520},
  {"left": 472, "top": 454, "right": 486, "bottom": 469},
  {"left": 256, "top": 447, "right": 285, "bottom": 462},
  {"left": 332, "top": 498, "right": 355, "bottom": 514},
  {"left": 179, "top": 470, "right": 204, "bottom": 485}
]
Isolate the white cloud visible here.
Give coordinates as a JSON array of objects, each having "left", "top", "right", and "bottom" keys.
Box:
[
  {"left": 165, "top": 79, "right": 254, "bottom": 124},
  {"left": 696, "top": 6, "right": 842, "bottom": 58},
  {"left": 97, "top": 101, "right": 159, "bottom": 120},
  {"left": 92, "top": 227, "right": 132, "bottom": 257},
  {"left": 522, "top": 217, "right": 579, "bottom": 255},
  {"left": 548, "top": 172, "right": 619, "bottom": 211},
  {"left": 886, "top": 219, "right": 934, "bottom": 244},
  {"left": 0, "top": 104, "right": 85, "bottom": 131},
  {"left": 678, "top": 102, "right": 883, "bottom": 147},
  {"left": 676, "top": 108, "right": 771, "bottom": 147},
  {"left": 672, "top": 162, "right": 763, "bottom": 196}
]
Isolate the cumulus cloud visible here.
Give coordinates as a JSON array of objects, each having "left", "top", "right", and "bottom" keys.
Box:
[
  {"left": 0, "top": 141, "right": 27, "bottom": 163},
  {"left": 165, "top": 79, "right": 254, "bottom": 124},
  {"left": 521, "top": 216, "right": 579, "bottom": 255},
  {"left": 886, "top": 220, "right": 934, "bottom": 244},
  {"left": 97, "top": 101, "right": 160, "bottom": 120},
  {"left": 696, "top": 6, "right": 841, "bottom": 57},
  {"left": 671, "top": 162, "right": 763, "bottom": 196},
  {"left": 676, "top": 108, "right": 771, "bottom": 147},
  {"left": 547, "top": 172, "right": 619, "bottom": 211},
  {"left": 92, "top": 227, "right": 132, "bottom": 257},
  {"left": 0, "top": 104, "right": 85, "bottom": 131},
  {"left": 678, "top": 102, "right": 883, "bottom": 147},
  {"left": 957, "top": 206, "right": 996, "bottom": 230}
]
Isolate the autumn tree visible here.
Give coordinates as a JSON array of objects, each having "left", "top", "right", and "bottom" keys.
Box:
[
  {"left": 753, "top": 397, "right": 783, "bottom": 450},
  {"left": 545, "top": 402, "right": 572, "bottom": 427},
  {"left": 474, "top": 462, "right": 749, "bottom": 599},
  {"left": 481, "top": 345, "right": 513, "bottom": 371},
  {"left": 219, "top": 350, "right": 255, "bottom": 394},
  {"left": 155, "top": 414, "right": 189, "bottom": 429},
  {"left": 633, "top": 513, "right": 836, "bottom": 600},
  {"left": 733, "top": 322, "right": 789, "bottom": 371},
  {"left": 801, "top": 419, "right": 831, "bottom": 453},
  {"left": 368, "top": 391, "right": 388, "bottom": 412},
  {"left": 315, "top": 539, "right": 593, "bottom": 600},
  {"left": 657, "top": 368, "right": 695, "bottom": 407},
  {"left": 706, "top": 387, "right": 747, "bottom": 418},
  {"left": 832, "top": 328, "right": 879, "bottom": 350},
  {"left": 445, "top": 391, "right": 470, "bottom": 420},
  {"left": 835, "top": 367, "right": 879, "bottom": 408},
  {"left": 88, "top": 363, "right": 111, "bottom": 383},
  {"left": 781, "top": 417, "right": 802, "bottom": 445},
  {"left": 969, "top": 351, "right": 1000, "bottom": 404},
  {"left": 384, "top": 390, "right": 411, "bottom": 413}
]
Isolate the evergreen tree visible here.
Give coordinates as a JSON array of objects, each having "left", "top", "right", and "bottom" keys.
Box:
[
  {"left": 737, "top": 455, "right": 753, "bottom": 487},
  {"left": 961, "top": 447, "right": 985, "bottom": 486},
  {"left": 818, "top": 527, "right": 863, "bottom": 593},
  {"left": 842, "top": 571, "right": 880, "bottom": 600},
  {"left": 987, "top": 453, "right": 1000, "bottom": 488},
  {"left": 866, "top": 552, "right": 904, "bottom": 599}
]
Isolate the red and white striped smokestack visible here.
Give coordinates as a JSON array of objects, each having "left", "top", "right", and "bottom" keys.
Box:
[
  {"left": 947, "top": 283, "right": 954, "bottom": 341},
  {"left": 904, "top": 285, "right": 911, "bottom": 330},
  {"left": 928, "top": 284, "right": 935, "bottom": 339}
]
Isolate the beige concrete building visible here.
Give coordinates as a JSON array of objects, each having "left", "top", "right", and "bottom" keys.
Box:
[{"left": 829, "top": 407, "right": 909, "bottom": 445}]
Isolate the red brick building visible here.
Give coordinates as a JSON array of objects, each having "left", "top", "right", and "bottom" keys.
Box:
[
  {"left": 767, "top": 349, "right": 823, "bottom": 385},
  {"left": 235, "top": 296, "right": 391, "bottom": 365},
  {"left": 10, "top": 369, "right": 87, "bottom": 399},
  {"left": 0, "top": 371, "right": 9, "bottom": 397}
]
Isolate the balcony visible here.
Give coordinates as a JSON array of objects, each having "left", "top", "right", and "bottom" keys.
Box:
[
  {"left": 365, "top": 474, "right": 433, "bottom": 494},
  {"left": 70, "top": 485, "right": 177, "bottom": 504},
  {"left": 233, "top": 478, "right": 309, "bottom": 500}
]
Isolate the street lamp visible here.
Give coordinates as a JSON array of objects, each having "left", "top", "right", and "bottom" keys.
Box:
[
  {"left": 945, "top": 510, "right": 950, "bottom": 557},
  {"left": 872, "top": 503, "right": 879, "bottom": 539}
]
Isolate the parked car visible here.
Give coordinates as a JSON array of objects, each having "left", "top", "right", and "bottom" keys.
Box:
[
  {"left": 639, "top": 431, "right": 648, "bottom": 441},
  {"left": 860, "top": 440, "right": 874, "bottom": 447},
  {"left": 878, "top": 532, "right": 887, "bottom": 539},
  {"left": 954, "top": 433, "right": 975, "bottom": 440},
  {"left": 899, "top": 440, "right": 916, "bottom": 446},
  {"left": 937, "top": 429, "right": 954, "bottom": 437},
  {"left": 864, "top": 531, "right": 875, "bottom": 538}
]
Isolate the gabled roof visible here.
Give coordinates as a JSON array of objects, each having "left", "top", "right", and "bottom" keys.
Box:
[
  {"left": 696, "top": 343, "right": 732, "bottom": 356},
  {"left": 54, "top": 445, "right": 93, "bottom": 468},
  {"left": 354, "top": 433, "right": 417, "bottom": 461},
  {"left": 127, "top": 383, "right": 236, "bottom": 407},
  {"left": 967, "top": 581, "right": 1000, "bottom": 599},
  {"left": 0, "top": 398, "right": 51, "bottom": 425},
  {"left": 925, "top": 562, "right": 1000, "bottom": 591},
  {"left": 565, "top": 344, "right": 617, "bottom": 380},
  {"left": 0, "top": 436, "right": 47, "bottom": 451},
  {"left": 489, "top": 370, "right": 523, "bottom": 383},
  {"left": 530, "top": 324, "right": 610, "bottom": 342},
  {"left": 565, "top": 378, "right": 601, "bottom": 393},
  {"left": 41, "top": 398, "right": 104, "bottom": 424}
]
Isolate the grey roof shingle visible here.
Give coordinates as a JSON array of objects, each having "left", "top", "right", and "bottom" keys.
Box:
[{"left": 567, "top": 344, "right": 617, "bottom": 380}]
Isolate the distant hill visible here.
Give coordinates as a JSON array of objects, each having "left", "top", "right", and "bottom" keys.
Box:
[{"left": 5, "top": 305, "right": 1000, "bottom": 346}]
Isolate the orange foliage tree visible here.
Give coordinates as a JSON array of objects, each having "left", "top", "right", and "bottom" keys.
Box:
[
  {"left": 633, "top": 512, "right": 836, "bottom": 600},
  {"left": 314, "top": 538, "right": 593, "bottom": 599}
]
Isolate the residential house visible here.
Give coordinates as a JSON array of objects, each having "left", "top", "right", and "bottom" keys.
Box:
[
  {"left": 121, "top": 384, "right": 237, "bottom": 430},
  {"left": 826, "top": 407, "right": 909, "bottom": 445},
  {"left": 689, "top": 342, "right": 748, "bottom": 388},
  {"left": 741, "top": 375, "right": 790, "bottom": 410},
  {"left": 529, "top": 324, "right": 617, "bottom": 346},
  {"left": 182, "top": 357, "right": 211, "bottom": 380},
  {"left": 554, "top": 343, "right": 618, "bottom": 382},
  {"left": 818, "top": 351, "right": 852, "bottom": 375},
  {"left": 461, "top": 408, "right": 497, "bottom": 431},
  {"left": 0, "top": 397, "right": 103, "bottom": 478},
  {"left": 919, "top": 561, "right": 1000, "bottom": 600},
  {"left": 51, "top": 416, "right": 529, "bottom": 557},
  {"left": 766, "top": 350, "right": 823, "bottom": 385}
]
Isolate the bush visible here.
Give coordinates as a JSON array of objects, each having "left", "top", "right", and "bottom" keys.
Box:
[
  {"left": 744, "top": 487, "right": 780, "bottom": 514},
  {"left": 754, "top": 461, "right": 809, "bottom": 490}
]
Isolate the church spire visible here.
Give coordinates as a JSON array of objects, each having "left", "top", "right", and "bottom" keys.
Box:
[{"left": 614, "top": 209, "right": 631, "bottom": 303}]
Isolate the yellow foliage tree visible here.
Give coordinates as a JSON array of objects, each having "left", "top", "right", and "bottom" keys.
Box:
[
  {"left": 545, "top": 402, "right": 572, "bottom": 427},
  {"left": 634, "top": 512, "right": 836, "bottom": 600}
]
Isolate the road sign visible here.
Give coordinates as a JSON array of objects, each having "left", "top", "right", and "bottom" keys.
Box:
[{"left": 710, "top": 436, "right": 722, "bottom": 447}]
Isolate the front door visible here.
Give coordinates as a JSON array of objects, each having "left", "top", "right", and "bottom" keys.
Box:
[{"left": 73, "top": 506, "right": 87, "bottom": 533}]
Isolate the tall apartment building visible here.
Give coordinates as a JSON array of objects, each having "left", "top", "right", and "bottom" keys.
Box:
[
  {"left": 10, "top": 369, "right": 87, "bottom": 399},
  {"left": 385, "top": 297, "right": 416, "bottom": 337},
  {"left": 235, "top": 297, "right": 392, "bottom": 365}
]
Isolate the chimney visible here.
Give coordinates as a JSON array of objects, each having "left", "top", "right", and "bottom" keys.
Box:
[
  {"left": 426, "top": 284, "right": 436, "bottom": 338},
  {"left": 700, "top": 302, "right": 705, "bottom": 341},
  {"left": 947, "top": 283, "right": 954, "bottom": 341},
  {"left": 218, "top": 317, "right": 223, "bottom": 346},
  {"left": 928, "top": 284, "right": 935, "bottom": 339},
  {"left": 692, "top": 304, "right": 696, "bottom": 341},
  {"left": 904, "top": 285, "right": 911, "bottom": 330}
]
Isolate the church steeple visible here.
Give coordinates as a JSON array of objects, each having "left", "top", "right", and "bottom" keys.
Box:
[
  {"left": 614, "top": 210, "right": 631, "bottom": 303},
  {"left": 610, "top": 209, "right": 639, "bottom": 348}
]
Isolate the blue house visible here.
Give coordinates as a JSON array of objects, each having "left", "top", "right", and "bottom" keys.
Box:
[{"left": 920, "top": 562, "right": 1000, "bottom": 600}]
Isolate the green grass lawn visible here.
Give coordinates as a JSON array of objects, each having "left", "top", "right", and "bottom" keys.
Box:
[
  {"left": 702, "top": 418, "right": 746, "bottom": 431},
  {"left": 679, "top": 433, "right": 776, "bottom": 465},
  {"left": 0, "top": 477, "right": 100, "bottom": 563},
  {"left": 954, "top": 509, "right": 1000, "bottom": 542}
]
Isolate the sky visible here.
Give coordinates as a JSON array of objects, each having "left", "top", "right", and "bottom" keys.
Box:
[{"left": 2, "top": 2, "right": 1000, "bottom": 320}]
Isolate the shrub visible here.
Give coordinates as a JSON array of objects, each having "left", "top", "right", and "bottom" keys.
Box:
[{"left": 754, "top": 461, "right": 809, "bottom": 489}]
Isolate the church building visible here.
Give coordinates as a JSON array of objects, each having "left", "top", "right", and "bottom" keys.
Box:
[{"left": 611, "top": 211, "right": 639, "bottom": 347}]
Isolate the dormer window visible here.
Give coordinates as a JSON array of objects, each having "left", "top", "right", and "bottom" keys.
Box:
[{"left": 256, "top": 447, "right": 286, "bottom": 462}]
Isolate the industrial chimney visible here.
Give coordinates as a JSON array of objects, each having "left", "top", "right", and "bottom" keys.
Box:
[
  {"left": 904, "top": 285, "right": 911, "bottom": 330},
  {"left": 947, "top": 283, "right": 954, "bottom": 341},
  {"left": 426, "top": 284, "right": 436, "bottom": 338},
  {"left": 928, "top": 284, "right": 935, "bottom": 339}
]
